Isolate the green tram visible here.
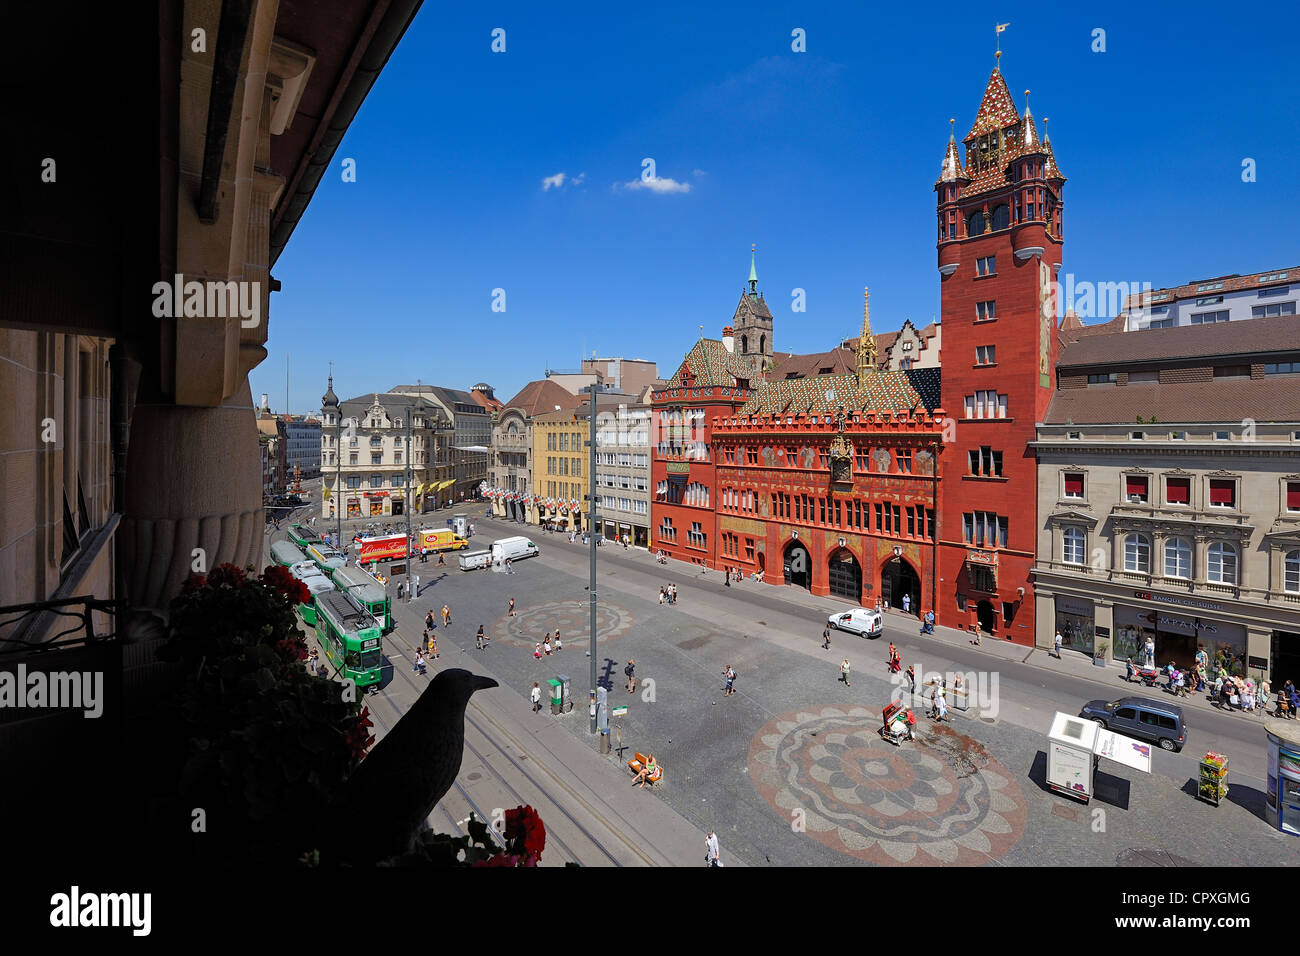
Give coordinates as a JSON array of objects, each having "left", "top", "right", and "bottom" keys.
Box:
[
  {"left": 289, "top": 561, "right": 335, "bottom": 626},
  {"left": 287, "top": 523, "right": 322, "bottom": 550},
  {"left": 314, "top": 589, "right": 384, "bottom": 689},
  {"left": 271, "top": 540, "right": 310, "bottom": 567},
  {"left": 306, "top": 542, "right": 348, "bottom": 573},
  {"left": 329, "top": 565, "right": 393, "bottom": 633}
]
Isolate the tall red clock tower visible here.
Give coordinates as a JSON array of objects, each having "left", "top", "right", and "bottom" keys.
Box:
[{"left": 935, "top": 57, "right": 1066, "bottom": 644}]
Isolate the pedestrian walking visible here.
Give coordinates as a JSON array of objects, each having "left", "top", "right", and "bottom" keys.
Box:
[
  {"left": 659, "top": 587, "right": 666, "bottom": 606},
  {"left": 906, "top": 664, "right": 916, "bottom": 696},
  {"left": 425, "top": 610, "right": 435, "bottom": 632},
  {"left": 671, "top": 583, "right": 678, "bottom": 605},
  {"left": 534, "top": 643, "right": 543, "bottom": 660},
  {"left": 531, "top": 682, "right": 542, "bottom": 714},
  {"left": 723, "top": 665, "right": 736, "bottom": 697},
  {"left": 428, "top": 633, "right": 438, "bottom": 659},
  {"left": 476, "top": 624, "right": 487, "bottom": 650},
  {"left": 902, "top": 592, "right": 911, "bottom": 615},
  {"left": 934, "top": 692, "right": 948, "bottom": 723},
  {"left": 1054, "top": 631, "right": 1063, "bottom": 659},
  {"left": 553, "top": 633, "right": 562, "bottom": 652},
  {"left": 543, "top": 635, "right": 552, "bottom": 656},
  {"left": 307, "top": 648, "right": 318, "bottom": 676},
  {"left": 822, "top": 627, "right": 831, "bottom": 650},
  {"left": 413, "top": 649, "right": 426, "bottom": 675},
  {"left": 705, "top": 830, "right": 721, "bottom": 867},
  {"left": 1125, "top": 657, "right": 1134, "bottom": 683},
  {"left": 625, "top": 659, "right": 637, "bottom": 693},
  {"left": 840, "top": 659, "right": 851, "bottom": 687},
  {"left": 506, "top": 557, "right": 514, "bottom": 574},
  {"left": 438, "top": 552, "right": 446, "bottom": 567},
  {"left": 725, "top": 567, "right": 731, "bottom": 587},
  {"left": 508, "top": 597, "right": 516, "bottom": 617},
  {"left": 442, "top": 604, "right": 451, "bottom": 627},
  {"left": 397, "top": 581, "right": 405, "bottom": 600}
]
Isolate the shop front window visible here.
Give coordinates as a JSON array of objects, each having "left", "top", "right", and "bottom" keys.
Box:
[{"left": 1054, "top": 597, "right": 1095, "bottom": 655}]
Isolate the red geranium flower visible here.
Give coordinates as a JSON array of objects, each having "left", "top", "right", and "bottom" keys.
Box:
[
  {"left": 503, "top": 805, "right": 546, "bottom": 858},
  {"left": 345, "top": 707, "right": 376, "bottom": 760},
  {"left": 182, "top": 573, "right": 207, "bottom": 593},
  {"left": 208, "top": 563, "right": 247, "bottom": 589}
]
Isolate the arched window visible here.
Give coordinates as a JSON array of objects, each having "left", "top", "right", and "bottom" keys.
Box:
[
  {"left": 1164, "top": 538, "right": 1191, "bottom": 579},
  {"left": 1062, "top": 526, "right": 1085, "bottom": 564},
  {"left": 967, "top": 211, "right": 987, "bottom": 237},
  {"left": 1124, "top": 534, "right": 1150, "bottom": 573},
  {"left": 741, "top": 335, "right": 748, "bottom": 353},
  {"left": 1207, "top": 542, "right": 1237, "bottom": 584},
  {"left": 991, "top": 204, "right": 1010, "bottom": 230},
  {"left": 759, "top": 333, "right": 766, "bottom": 354},
  {"left": 1286, "top": 550, "right": 1300, "bottom": 593}
]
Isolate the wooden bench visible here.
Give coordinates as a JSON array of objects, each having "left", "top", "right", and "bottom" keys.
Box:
[{"left": 627, "top": 751, "right": 662, "bottom": 786}]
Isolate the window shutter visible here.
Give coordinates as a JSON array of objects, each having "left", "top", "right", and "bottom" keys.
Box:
[
  {"left": 1287, "top": 482, "right": 1300, "bottom": 510},
  {"left": 1166, "top": 478, "right": 1190, "bottom": 504},
  {"left": 1125, "top": 476, "right": 1148, "bottom": 499},
  {"left": 1064, "top": 474, "right": 1084, "bottom": 497},
  {"left": 1209, "top": 479, "right": 1235, "bottom": 506}
]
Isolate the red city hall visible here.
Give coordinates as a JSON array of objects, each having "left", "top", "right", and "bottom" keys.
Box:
[{"left": 651, "top": 60, "right": 1064, "bottom": 646}]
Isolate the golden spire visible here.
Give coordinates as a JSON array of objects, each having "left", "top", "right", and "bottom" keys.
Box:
[{"left": 856, "top": 286, "right": 877, "bottom": 385}]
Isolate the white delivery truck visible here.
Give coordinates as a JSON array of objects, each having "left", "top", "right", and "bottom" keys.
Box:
[
  {"left": 1046, "top": 711, "right": 1152, "bottom": 803},
  {"left": 491, "top": 536, "right": 540, "bottom": 563},
  {"left": 458, "top": 549, "right": 491, "bottom": 571}
]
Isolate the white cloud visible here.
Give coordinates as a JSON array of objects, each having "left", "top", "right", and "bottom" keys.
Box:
[
  {"left": 620, "top": 175, "right": 691, "bottom": 194},
  {"left": 571, "top": 172, "right": 586, "bottom": 186},
  {"left": 542, "top": 172, "right": 566, "bottom": 191}
]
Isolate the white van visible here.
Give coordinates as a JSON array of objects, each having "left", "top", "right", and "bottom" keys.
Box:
[
  {"left": 828, "top": 608, "right": 882, "bottom": 638},
  {"left": 491, "top": 536, "right": 540, "bottom": 562}
]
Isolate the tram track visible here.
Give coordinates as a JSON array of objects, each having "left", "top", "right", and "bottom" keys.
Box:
[{"left": 374, "top": 630, "right": 633, "bottom": 866}]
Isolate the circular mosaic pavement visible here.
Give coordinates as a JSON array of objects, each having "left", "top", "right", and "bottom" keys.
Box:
[
  {"left": 748, "top": 705, "right": 1027, "bottom": 865},
  {"left": 491, "top": 600, "right": 636, "bottom": 649}
]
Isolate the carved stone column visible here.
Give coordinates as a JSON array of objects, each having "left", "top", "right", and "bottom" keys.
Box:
[{"left": 119, "top": 381, "right": 263, "bottom": 609}]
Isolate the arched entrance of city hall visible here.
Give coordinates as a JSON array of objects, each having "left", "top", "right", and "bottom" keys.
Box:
[
  {"left": 784, "top": 540, "right": 811, "bottom": 590},
  {"left": 976, "top": 599, "right": 996, "bottom": 635},
  {"left": 827, "top": 549, "right": 862, "bottom": 602},
  {"left": 881, "top": 556, "right": 920, "bottom": 614}
]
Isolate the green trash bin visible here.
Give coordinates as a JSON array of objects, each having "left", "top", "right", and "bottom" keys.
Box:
[{"left": 548, "top": 678, "right": 563, "bottom": 715}]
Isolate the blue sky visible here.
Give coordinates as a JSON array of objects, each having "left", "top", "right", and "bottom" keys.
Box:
[{"left": 254, "top": 0, "right": 1299, "bottom": 415}]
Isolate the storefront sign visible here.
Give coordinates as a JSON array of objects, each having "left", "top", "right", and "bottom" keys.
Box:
[
  {"left": 967, "top": 549, "right": 997, "bottom": 566},
  {"left": 1133, "top": 591, "right": 1223, "bottom": 612},
  {"left": 666, "top": 462, "right": 691, "bottom": 474}
]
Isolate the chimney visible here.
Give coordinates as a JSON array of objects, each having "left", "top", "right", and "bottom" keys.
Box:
[
  {"left": 260, "top": 392, "right": 269, "bottom": 411},
  {"left": 722, "top": 325, "right": 735, "bottom": 353}
]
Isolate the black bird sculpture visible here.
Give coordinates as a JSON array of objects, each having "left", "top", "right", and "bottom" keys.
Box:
[{"left": 327, "top": 668, "right": 497, "bottom": 865}]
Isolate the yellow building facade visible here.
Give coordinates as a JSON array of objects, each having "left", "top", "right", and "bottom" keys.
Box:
[{"left": 530, "top": 408, "right": 589, "bottom": 531}]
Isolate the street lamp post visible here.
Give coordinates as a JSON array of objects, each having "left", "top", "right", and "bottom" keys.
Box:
[
  {"left": 584, "top": 385, "right": 602, "bottom": 734},
  {"left": 335, "top": 414, "right": 343, "bottom": 548},
  {"left": 405, "top": 412, "right": 413, "bottom": 602}
]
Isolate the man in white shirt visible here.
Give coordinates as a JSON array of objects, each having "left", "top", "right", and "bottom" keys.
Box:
[{"left": 705, "top": 830, "right": 721, "bottom": 867}]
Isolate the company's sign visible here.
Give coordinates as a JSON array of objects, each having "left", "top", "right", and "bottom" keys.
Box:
[{"left": 1133, "top": 591, "right": 1223, "bottom": 612}]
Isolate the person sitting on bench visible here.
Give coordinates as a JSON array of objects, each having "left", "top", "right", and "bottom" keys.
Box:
[{"left": 633, "top": 754, "right": 659, "bottom": 787}]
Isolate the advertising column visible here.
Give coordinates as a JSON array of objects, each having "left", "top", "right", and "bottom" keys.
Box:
[{"left": 1265, "top": 719, "right": 1300, "bottom": 837}]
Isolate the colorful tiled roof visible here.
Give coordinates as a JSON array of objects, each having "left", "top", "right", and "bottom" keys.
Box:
[
  {"left": 738, "top": 367, "right": 941, "bottom": 417},
  {"left": 668, "top": 338, "right": 755, "bottom": 389},
  {"left": 1043, "top": 136, "right": 1064, "bottom": 180},
  {"left": 937, "top": 134, "right": 965, "bottom": 184},
  {"left": 965, "top": 67, "right": 1019, "bottom": 139},
  {"left": 1021, "top": 107, "right": 1040, "bottom": 148}
]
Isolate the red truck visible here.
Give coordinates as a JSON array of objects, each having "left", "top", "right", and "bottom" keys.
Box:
[{"left": 356, "top": 533, "right": 408, "bottom": 564}]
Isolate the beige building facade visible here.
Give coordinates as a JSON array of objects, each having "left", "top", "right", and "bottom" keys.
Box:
[
  {"left": 1032, "top": 314, "right": 1300, "bottom": 683},
  {"left": 594, "top": 400, "right": 652, "bottom": 547}
]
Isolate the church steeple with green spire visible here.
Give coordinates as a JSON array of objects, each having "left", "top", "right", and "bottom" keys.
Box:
[{"left": 748, "top": 243, "right": 759, "bottom": 296}]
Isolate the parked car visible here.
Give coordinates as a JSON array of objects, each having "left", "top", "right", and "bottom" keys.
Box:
[
  {"left": 827, "top": 608, "right": 883, "bottom": 638},
  {"left": 1079, "top": 696, "right": 1186, "bottom": 752}
]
